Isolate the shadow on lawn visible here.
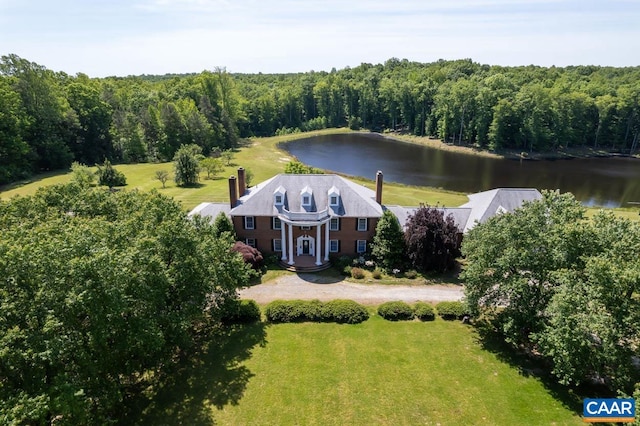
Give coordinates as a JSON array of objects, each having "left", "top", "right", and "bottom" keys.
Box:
[
  {"left": 128, "top": 322, "right": 268, "bottom": 425},
  {"left": 473, "top": 320, "right": 613, "bottom": 416}
]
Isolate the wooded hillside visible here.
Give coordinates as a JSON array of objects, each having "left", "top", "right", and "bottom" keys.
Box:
[{"left": 2, "top": 55, "right": 639, "bottom": 185}]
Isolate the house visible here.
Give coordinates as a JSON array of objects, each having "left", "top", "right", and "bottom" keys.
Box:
[{"left": 189, "top": 168, "right": 542, "bottom": 270}]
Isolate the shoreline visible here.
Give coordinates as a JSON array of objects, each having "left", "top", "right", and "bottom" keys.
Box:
[{"left": 376, "top": 131, "right": 640, "bottom": 161}]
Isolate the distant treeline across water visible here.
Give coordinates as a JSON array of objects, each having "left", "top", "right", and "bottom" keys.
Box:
[{"left": 1, "top": 54, "right": 639, "bottom": 185}]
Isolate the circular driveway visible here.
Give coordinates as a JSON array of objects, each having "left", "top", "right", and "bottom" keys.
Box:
[{"left": 239, "top": 273, "right": 464, "bottom": 304}]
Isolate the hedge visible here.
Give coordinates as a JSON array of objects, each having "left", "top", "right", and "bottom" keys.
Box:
[
  {"left": 377, "top": 301, "right": 414, "bottom": 321},
  {"left": 264, "top": 299, "right": 369, "bottom": 324},
  {"left": 221, "top": 299, "right": 262, "bottom": 324},
  {"left": 413, "top": 302, "right": 435, "bottom": 321},
  {"left": 435, "top": 301, "right": 468, "bottom": 320}
]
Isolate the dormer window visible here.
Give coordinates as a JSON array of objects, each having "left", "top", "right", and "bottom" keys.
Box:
[
  {"left": 328, "top": 186, "right": 340, "bottom": 208},
  {"left": 274, "top": 186, "right": 286, "bottom": 206},
  {"left": 300, "top": 185, "right": 313, "bottom": 208}
]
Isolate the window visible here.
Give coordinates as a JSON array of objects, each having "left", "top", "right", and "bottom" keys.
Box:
[
  {"left": 300, "top": 225, "right": 311, "bottom": 231},
  {"left": 329, "top": 240, "right": 339, "bottom": 253},
  {"left": 273, "top": 239, "right": 282, "bottom": 252},
  {"left": 330, "top": 217, "right": 340, "bottom": 231},
  {"left": 246, "top": 238, "right": 256, "bottom": 248},
  {"left": 302, "top": 195, "right": 310, "bottom": 206},
  {"left": 357, "top": 218, "right": 367, "bottom": 231},
  {"left": 356, "top": 240, "right": 367, "bottom": 253},
  {"left": 244, "top": 216, "right": 255, "bottom": 229},
  {"left": 275, "top": 194, "right": 283, "bottom": 205},
  {"left": 273, "top": 217, "right": 282, "bottom": 230},
  {"left": 330, "top": 195, "right": 339, "bottom": 206}
]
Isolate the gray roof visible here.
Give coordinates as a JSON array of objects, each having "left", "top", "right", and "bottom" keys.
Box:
[
  {"left": 230, "top": 174, "right": 384, "bottom": 218},
  {"left": 188, "top": 202, "right": 230, "bottom": 221},
  {"left": 459, "top": 188, "right": 542, "bottom": 231},
  {"left": 385, "top": 205, "right": 472, "bottom": 232}
]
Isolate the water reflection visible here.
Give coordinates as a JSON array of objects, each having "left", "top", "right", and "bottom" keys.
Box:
[{"left": 282, "top": 133, "right": 640, "bottom": 207}]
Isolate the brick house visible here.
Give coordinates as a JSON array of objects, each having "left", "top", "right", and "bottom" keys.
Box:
[{"left": 190, "top": 168, "right": 542, "bottom": 271}]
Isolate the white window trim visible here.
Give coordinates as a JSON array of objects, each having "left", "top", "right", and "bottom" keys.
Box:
[
  {"left": 273, "top": 217, "right": 282, "bottom": 230},
  {"left": 273, "top": 239, "right": 282, "bottom": 252},
  {"left": 246, "top": 238, "right": 256, "bottom": 248},
  {"left": 330, "top": 217, "right": 339, "bottom": 231},
  {"left": 275, "top": 194, "right": 283, "bottom": 205},
  {"left": 330, "top": 195, "right": 339, "bottom": 207},
  {"left": 300, "top": 225, "right": 311, "bottom": 231},
  {"left": 329, "top": 239, "right": 339, "bottom": 253},
  {"left": 302, "top": 195, "right": 311, "bottom": 207},
  {"left": 357, "top": 239, "right": 367, "bottom": 253},
  {"left": 244, "top": 216, "right": 255, "bottom": 230},
  {"left": 357, "top": 218, "right": 367, "bottom": 231}
]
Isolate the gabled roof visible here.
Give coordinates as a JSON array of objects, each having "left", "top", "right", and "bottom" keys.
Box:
[
  {"left": 459, "top": 188, "right": 542, "bottom": 232},
  {"left": 385, "top": 205, "right": 472, "bottom": 231},
  {"left": 188, "top": 202, "right": 230, "bottom": 220},
  {"left": 230, "top": 174, "right": 383, "bottom": 217}
]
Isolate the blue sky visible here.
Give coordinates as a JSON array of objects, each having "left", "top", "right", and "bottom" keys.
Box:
[{"left": 1, "top": 0, "right": 639, "bottom": 77}]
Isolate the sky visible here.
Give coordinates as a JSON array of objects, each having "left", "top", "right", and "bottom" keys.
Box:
[{"left": 0, "top": 0, "right": 639, "bottom": 77}]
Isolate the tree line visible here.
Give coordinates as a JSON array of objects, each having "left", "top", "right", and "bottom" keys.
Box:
[{"left": 2, "top": 54, "right": 640, "bottom": 185}]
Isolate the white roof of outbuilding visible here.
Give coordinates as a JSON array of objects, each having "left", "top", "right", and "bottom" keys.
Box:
[
  {"left": 188, "top": 202, "right": 230, "bottom": 221},
  {"left": 459, "top": 188, "right": 542, "bottom": 231}
]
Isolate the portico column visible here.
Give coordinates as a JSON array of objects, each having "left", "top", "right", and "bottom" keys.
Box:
[
  {"left": 280, "top": 221, "right": 287, "bottom": 261},
  {"left": 315, "top": 223, "right": 322, "bottom": 265},
  {"left": 324, "top": 220, "right": 330, "bottom": 261},
  {"left": 287, "top": 223, "right": 294, "bottom": 265}
]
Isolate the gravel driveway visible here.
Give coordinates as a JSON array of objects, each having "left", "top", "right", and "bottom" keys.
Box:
[{"left": 239, "top": 273, "right": 464, "bottom": 304}]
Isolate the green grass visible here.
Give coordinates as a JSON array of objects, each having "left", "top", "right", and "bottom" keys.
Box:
[
  {"left": 0, "top": 129, "right": 469, "bottom": 211},
  {"left": 134, "top": 316, "right": 583, "bottom": 425},
  {"left": 1, "top": 128, "right": 636, "bottom": 220}
]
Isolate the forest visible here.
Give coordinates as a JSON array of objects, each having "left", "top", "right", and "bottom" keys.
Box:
[{"left": 1, "top": 54, "right": 639, "bottom": 185}]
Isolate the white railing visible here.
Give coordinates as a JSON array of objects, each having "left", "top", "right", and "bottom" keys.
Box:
[{"left": 282, "top": 208, "right": 329, "bottom": 222}]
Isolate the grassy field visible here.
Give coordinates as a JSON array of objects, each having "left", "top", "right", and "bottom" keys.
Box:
[
  {"left": 0, "top": 129, "right": 468, "bottom": 210},
  {"left": 134, "top": 315, "right": 583, "bottom": 425},
  {"left": 1, "top": 129, "right": 636, "bottom": 221}
]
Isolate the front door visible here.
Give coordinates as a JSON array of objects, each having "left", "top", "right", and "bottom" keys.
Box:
[{"left": 302, "top": 239, "right": 310, "bottom": 255}]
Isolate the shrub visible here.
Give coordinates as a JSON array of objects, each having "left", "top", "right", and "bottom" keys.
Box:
[
  {"left": 96, "top": 159, "right": 126, "bottom": 187},
  {"left": 413, "top": 302, "right": 435, "bottom": 321},
  {"left": 435, "top": 301, "right": 467, "bottom": 320},
  {"left": 264, "top": 300, "right": 308, "bottom": 323},
  {"left": 333, "top": 255, "right": 353, "bottom": 271},
  {"left": 264, "top": 299, "right": 369, "bottom": 324},
  {"left": 350, "top": 267, "right": 365, "bottom": 279},
  {"left": 221, "top": 299, "right": 261, "bottom": 324},
  {"left": 232, "top": 241, "right": 264, "bottom": 271},
  {"left": 323, "top": 300, "right": 369, "bottom": 324},
  {"left": 372, "top": 269, "right": 382, "bottom": 279},
  {"left": 342, "top": 265, "right": 352, "bottom": 276},
  {"left": 404, "top": 270, "right": 418, "bottom": 279},
  {"left": 378, "top": 301, "right": 414, "bottom": 321}
]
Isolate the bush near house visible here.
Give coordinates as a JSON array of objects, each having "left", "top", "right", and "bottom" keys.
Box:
[
  {"left": 350, "top": 267, "right": 365, "bottom": 279},
  {"left": 436, "top": 301, "right": 468, "bottom": 320},
  {"left": 377, "top": 301, "right": 415, "bottom": 321},
  {"left": 232, "top": 241, "right": 264, "bottom": 271},
  {"left": 413, "top": 302, "right": 436, "bottom": 321}
]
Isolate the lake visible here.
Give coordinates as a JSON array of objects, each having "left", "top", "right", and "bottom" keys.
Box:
[{"left": 282, "top": 133, "right": 640, "bottom": 208}]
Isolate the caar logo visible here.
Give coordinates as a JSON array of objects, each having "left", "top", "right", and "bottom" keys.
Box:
[{"left": 583, "top": 398, "right": 635, "bottom": 423}]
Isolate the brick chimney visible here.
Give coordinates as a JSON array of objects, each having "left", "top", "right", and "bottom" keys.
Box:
[
  {"left": 375, "top": 171, "right": 383, "bottom": 204},
  {"left": 237, "top": 167, "right": 246, "bottom": 196},
  {"left": 229, "top": 175, "right": 237, "bottom": 208}
]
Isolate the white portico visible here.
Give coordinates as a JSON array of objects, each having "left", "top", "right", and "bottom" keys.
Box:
[{"left": 278, "top": 209, "right": 331, "bottom": 266}]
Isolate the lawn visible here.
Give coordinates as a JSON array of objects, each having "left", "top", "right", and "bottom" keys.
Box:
[
  {"left": 2, "top": 129, "right": 636, "bottom": 220},
  {"left": 134, "top": 315, "right": 583, "bottom": 425},
  {"left": 0, "top": 129, "right": 469, "bottom": 211}
]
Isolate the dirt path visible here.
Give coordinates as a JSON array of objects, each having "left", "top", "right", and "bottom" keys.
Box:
[{"left": 239, "top": 274, "right": 464, "bottom": 305}]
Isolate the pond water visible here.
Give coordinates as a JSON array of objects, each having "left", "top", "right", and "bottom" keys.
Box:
[{"left": 282, "top": 133, "right": 640, "bottom": 208}]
